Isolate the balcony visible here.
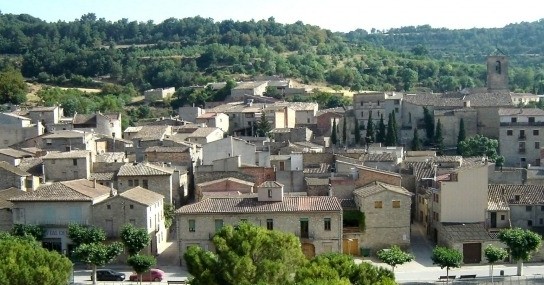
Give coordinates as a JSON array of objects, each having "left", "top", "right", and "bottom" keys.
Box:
[
  {"left": 500, "top": 121, "right": 544, "bottom": 127},
  {"left": 295, "top": 230, "right": 315, "bottom": 240},
  {"left": 519, "top": 134, "right": 527, "bottom": 140}
]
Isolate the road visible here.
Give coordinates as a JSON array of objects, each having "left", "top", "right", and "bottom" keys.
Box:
[{"left": 72, "top": 265, "right": 190, "bottom": 284}]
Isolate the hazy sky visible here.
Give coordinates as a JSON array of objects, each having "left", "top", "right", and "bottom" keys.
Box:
[{"left": 2, "top": 0, "right": 542, "bottom": 32}]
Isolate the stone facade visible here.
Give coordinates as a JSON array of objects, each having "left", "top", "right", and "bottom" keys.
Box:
[
  {"left": 195, "top": 177, "right": 254, "bottom": 201},
  {"left": 499, "top": 108, "right": 544, "bottom": 167},
  {"left": 202, "top": 137, "right": 256, "bottom": 165},
  {"left": 144, "top": 87, "right": 175, "bottom": 102},
  {"left": 42, "top": 151, "right": 91, "bottom": 182},
  {"left": 117, "top": 174, "right": 173, "bottom": 204}
]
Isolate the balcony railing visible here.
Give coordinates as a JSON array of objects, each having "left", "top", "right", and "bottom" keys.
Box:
[
  {"left": 295, "top": 230, "right": 315, "bottom": 240},
  {"left": 500, "top": 121, "right": 544, "bottom": 127},
  {"left": 519, "top": 135, "right": 527, "bottom": 140}
]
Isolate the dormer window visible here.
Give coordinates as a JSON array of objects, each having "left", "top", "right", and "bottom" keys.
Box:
[{"left": 268, "top": 189, "right": 272, "bottom": 198}]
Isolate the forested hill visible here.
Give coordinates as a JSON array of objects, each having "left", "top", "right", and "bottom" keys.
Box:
[{"left": 1, "top": 12, "right": 544, "bottom": 95}]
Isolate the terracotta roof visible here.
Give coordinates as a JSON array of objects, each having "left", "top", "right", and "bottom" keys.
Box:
[
  {"left": 144, "top": 146, "right": 190, "bottom": 153},
  {"left": 9, "top": 179, "right": 110, "bottom": 202},
  {"left": 198, "top": 177, "right": 254, "bottom": 187},
  {"left": 488, "top": 184, "right": 544, "bottom": 209},
  {"left": 362, "top": 153, "right": 397, "bottom": 162},
  {"left": 176, "top": 196, "right": 342, "bottom": 214},
  {"left": 117, "top": 163, "right": 173, "bottom": 176},
  {"left": 339, "top": 198, "right": 357, "bottom": 209},
  {"left": 274, "top": 102, "right": 317, "bottom": 111},
  {"left": 305, "top": 177, "right": 329, "bottom": 186},
  {"left": 0, "top": 161, "right": 31, "bottom": 176},
  {"left": 95, "top": 152, "right": 126, "bottom": 163},
  {"left": 403, "top": 91, "right": 513, "bottom": 107},
  {"left": 354, "top": 181, "right": 412, "bottom": 198},
  {"left": 202, "top": 192, "right": 258, "bottom": 199},
  {"left": 188, "top": 127, "right": 221, "bottom": 138},
  {"left": 90, "top": 172, "right": 116, "bottom": 181},
  {"left": 43, "top": 150, "right": 90, "bottom": 159},
  {"left": 43, "top": 130, "right": 89, "bottom": 139},
  {"left": 119, "top": 186, "right": 164, "bottom": 206},
  {"left": 499, "top": 108, "right": 544, "bottom": 116},
  {"left": 0, "top": 148, "right": 33, "bottom": 158},
  {"left": 128, "top": 125, "right": 170, "bottom": 140},
  {"left": 1, "top": 112, "right": 30, "bottom": 120},
  {"left": 0, "top": 187, "right": 23, "bottom": 209},
  {"left": 303, "top": 163, "right": 330, "bottom": 174},
  {"left": 258, "top": 181, "right": 284, "bottom": 188}
]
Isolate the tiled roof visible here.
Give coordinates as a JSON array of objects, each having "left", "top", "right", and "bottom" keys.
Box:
[
  {"left": 2, "top": 112, "right": 30, "bottom": 120},
  {"left": 117, "top": 163, "right": 173, "bottom": 176},
  {"left": 316, "top": 107, "right": 346, "bottom": 116},
  {"left": 29, "top": 106, "right": 58, "bottom": 112},
  {"left": 498, "top": 108, "right": 544, "bottom": 116},
  {"left": 354, "top": 181, "right": 412, "bottom": 198},
  {"left": 303, "top": 163, "right": 330, "bottom": 174},
  {"left": 43, "top": 150, "right": 90, "bottom": 159},
  {"left": 270, "top": 128, "right": 291, "bottom": 133},
  {"left": 176, "top": 196, "right": 342, "bottom": 214},
  {"left": 90, "top": 172, "right": 116, "bottom": 181},
  {"left": 339, "top": 198, "right": 357, "bottom": 209},
  {"left": 258, "top": 181, "right": 284, "bottom": 188},
  {"left": 73, "top": 114, "right": 97, "bottom": 125},
  {"left": 198, "top": 177, "right": 254, "bottom": 187},
  {"left": 188, "top": 127, "right": 221, "bottom": 138},
  {"left": 232, "top": 81, "right": 267, "bottom": 89},
  {"left": 20, "top": 147, "right": 42, "bottom": 155},
  {"left": 202, "top": 192, "right": 258, "bottom": 199},
  {"left": 362, "top": 153, "right": 397, "bottom": 162},
  {"left": 119, "top": 186, "right": 163, "bottom": 205},
  {"left": 0, "top": 161, "right": 31, "bottom": 176},
  {"left": 403, "top": 91, "right": 513, "bottom": 107},
  {"left": 488, "top": 184, "right": 544, "bottom": 209},
  {"left": 43, "top": 130, "right": 89, "bottom": 139},
  {"left": 9, "top": 179, "right": 110, "bottom": 202},
  {"left": 0, "top": 187, "right": 23, "bottom": 209},
  {"left": 305, "top": 177, "right": 329, "bottom": 186},
  {"left": 0, "top": 148, "right": 33, "bottom": 158},
  {"left": 440, "top": 223, "right": 496, "bottom": 242},
  {"left": 270, "top": 155, "right": 291, "bottom": 161},
  {"left": 95, "top": 152, "right": 126, "bottom": 163},
  {"left": 144, "top": 146, "right": 190, "bottom": 153},
  {"left": 129, "top": 125, "right": 170, "bottom": 140},
  {"left": 17, "top": 157, "right": 43, "bottom": 176},
  {"left": 274, "top": 102, "right": 318, "bottom": 111}
]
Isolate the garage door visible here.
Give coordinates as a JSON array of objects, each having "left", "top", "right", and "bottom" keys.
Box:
[
  {"left": 342, "top": 238, "right": 359, "bottom": 256},
  {"left": 463, "top": 243, "right": 482, "bottom": 264},
  {"left": 301, "top": 242, "right": 315, "bottom": 258}
]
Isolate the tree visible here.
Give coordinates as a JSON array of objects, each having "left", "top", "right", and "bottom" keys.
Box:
[
  {"left": 385, "top": 113, "right": 396, "bottom": 146},
  {"left": 164, "top": 203, "right": 175, "bottom": 229},
  {"left": 342, "top": 117, "right": 347, "bottom": 145},
  {"left": 423, "top": 107, "right": 434, "bottom": 143},
  {"left": 484, "top": 245, "right": 508, "bottom": 282},
  {"left": 68, "top": 224, "right": 123, "bottom": 285},
  {"left": 354, "top": 117, "right": 361, "bottom": 146},
  {"left": 10, "top": 224, "right": 45, "bottom": 241},
  {"left": 377, "top": 245, "right": 414, "bottom": 273},
  {"left": 411, "top": 128, "right": 422, "bottom": 151},
  {"left": 127, "top": 254, "right": 157, "bottom": 284},
  {"left": 256, "top": 111, "right": 272, "bottom": 137},
  {"left": 376, "top": 114, "right": 386, "bottom": 143},
  {"left": 498, "top": 228, "right": 542, "bottom": 276},
  {"left": 365, "top": 111, "right": 374, "bottom": 144},
  {"left": 331, "top": 118, "right": 338, "bottom": 145},
  {"left": 431, "top": 246, "right": 462, "bottom": 283},
  {"left": 457, "top": 135, "right": 502, "bottom": 162},
  {"left": 120, "top": 224, "right": 151, "bottom": 256},
  {"left": 0, "top": 233, "right": 72, "bottom": 285},
  {"left": 0, "top": 69, "right": 27, "bottom": 104},
  {"left": 434, "top": 119, "right": 444, "bottom": 155},
  {"left": 456, "top": 118, "right": 466, "bottom": 154},
  {"left": 184, "top": 222, "right": 307, "bottom": 285}
]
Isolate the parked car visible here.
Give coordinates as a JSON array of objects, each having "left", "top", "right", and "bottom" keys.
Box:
[
  {"left": 91, "top": 269, "right": 125, "bottom": 281},
  {"left": 129, "top": 268, "right": 165, "bottom": 282}
]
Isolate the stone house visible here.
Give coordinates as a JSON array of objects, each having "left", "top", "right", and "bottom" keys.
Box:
[
  {"left": 9, "top": 179, "right": 111, "bottom": 253},
  {"left": 0, "top": 161, "right": 37, "bottom": 191},
  {"left": 144, "top": 146, "right": 193, "bottom": 167},
  {"left": 0, "top": 187, "right": 23, "bottom": 231},
  {"left": 185, "top": 127, "right": 224, "bottom": 145},
  {"left": 0, "top": 112, "right": 43, "bottom": 148},
  {"left": 315, "top": 107, "right": 345, "bottom": 137},
  {"left": 123, "top": 125, "right": 173, "bottom": 162},
  {"left": 352, "top": 181, "right": 412, "bottom": 253},
  {"left": 92, "top": 186, "right": 167, "bottom": 255},
  {"left": 202, "top": 136, "right": 256, "bottom": 166},
  {"left": 27, "top": 106, "right": 63, "bottom": 126},
  {"left": 0, "top": 148, "right": 33, "bottom": 166},
  {"left": 72, "top": 112, "right": 122, "bottom": 139},
  {"left": 40, "top": 130, "right": 97, "bottom": 154},
  {"left": 511, "top": 93, "right": 539, "bottom": 106},
  {"left": 229, "top": 81, "right": 268, "bottom": 101},
  {"left": 179, "top": 106, "right": 205, "bottom": 122},
  {"left": 42, "top": 150, "right": 92, "bottom": 182},
  {"left": 498, "top": 108, "right": 544, "bottom": 167},
  {"left": 305, "top": 178, "right": 330, "bottom": 196},
  {"left": 275, "top": 102, "right": 318, "bottom": 125},
  {"left": 195, "top": 177, "right": 254, "bottom": 201},
  {"left": 144, "top": 87, "right": 175, "bottom": 102},
  {"left": 270, "top": 127, "right": 313, "bottom": 143},
  {"left": 176, "top": 181, "right": 343, "bottom": 261},
  {"left": 270, "top": 153, "right": 305, "bottom": 193},
  {"left": 352, "top": 92, "right": 403, "bottom": 144},
  {"left": 195, "top": 112, "right": 229, "bottom": 133},
  {"left": 263, "top": 105, "right": 296, "bottom": 129}
]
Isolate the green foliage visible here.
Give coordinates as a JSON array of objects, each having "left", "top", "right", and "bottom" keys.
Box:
[
  {"left": 457, "top": 118, "right": 466, "bottom": 154},
  {"left": 484, "top": 245, "right": 508, "bottom": 264},
  {"left": 127, "top": 254, "right": 156, "bottom": 280},
  {"left": 376, "top": 115, "right": 386, "bottom": 144},
  {"left": 343, "top": 211, "right": 365, "bottom": 232},
  {"left": 457, "top": 135, "right": 502, "bottom": 162},
  {"left": 68, "top": 224, "right": 106, "bottom": 247},
  {"left": 385, "top": 113, "right": 396, "bottom": 146},
  {"left": 434, "top": 119, "right": 444, "bottom": 154},
  {"left": 164, "top": 203, "right": 175, "bottom": 229},
  {"left": 411, "top": 128, "right": 422, "bottom": 151},
  {"left": 498, "top": 228, "right": 542, "bottom": 262},
  {"left": 0, "top": 68, "right": 27, "bottom": 104},
  {"left": 120, "top": 224, "right": 151, "bottom": 256},
  {"left": 354, "top": 117, "right": 361, "bottom": 146},
  {"left": 72, "top": 241, "right": 124, "bottom": 267},
  {"left": 184, "top": 222, "right": 307, "bottom": 285},
  {"left": 10, "top": 224, "right": 45, "bottom": 241},
  {"left": 342, "top": 117, "right": 347, "bottom": 145},
  {"left": 431, "top": 246, "right": 462, "bottom": 273},
  {"left": 377, "top": 245, "right": 414, "bottom": 272},
  {"left": 331, "top": 118, "right": 338, "bottom": 145},
  {"left": 0, "top": 233, "right": 73, "bottom": 285},
  {"left": 365, "top": 112, "right": 374, "bottom": 144},
  {"left": 256, "top": 111, "right": 272, "bottom": 137},
  {"left": 423, "top": 107, "right": 434, "bottom": 142}
]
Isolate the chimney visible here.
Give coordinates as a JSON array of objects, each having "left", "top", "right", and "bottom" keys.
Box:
[
  {"left": 109, "top": 183, "right": 116, "bottom": 197},
  {"left": 93, "top": 179, "right": 97, "bottom": 188}
]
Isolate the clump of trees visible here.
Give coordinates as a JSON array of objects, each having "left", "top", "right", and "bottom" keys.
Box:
[{"left": 457, "top": 135, "right": 504, "bottom": 167}]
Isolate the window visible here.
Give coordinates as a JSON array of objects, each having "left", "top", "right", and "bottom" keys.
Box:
[
  {"left": 394, "top": 99, "right": 400, "bottom": 105},
  {"left": 541, "top": 206, "right": 544, "bottom": 211},
  {"left": 515, "top": 195, "right": 520, "bottom": 201},
  {"left": 501, "top": 215, "right": 505, "bottom": 221},
  {"left": 528, "top": 220, "right": 533, "bottom": 226},
  {"left": 324, "top": 218, "right": 331, "bottom": 231},
  {"left": 395, "top": 107, "right": 399, "bottom": 113},
  {"left": 143, "top": 179, "right": 149, "bottom": 188},
  {"left": 107, "top": 205, "right": 111, "bottom": 210},
  {"left": 392, "top": 200, "right": 401, "bottom": 208},
  {"left": 266, "top": 219, "right": 273, "bottom": 230},
  {"left": 511, "top": 117, "right": 517, "bottom": 123},
  {"left": 215, "top": 219, "right": 223, "bottom": 232},
  {"left": 188, "top": 220, "right": 196, "bottom": 232},
  {"left": 374, "top": 201, "right": 383, "bottom": 208},
  {"left": 25, "top": 179, "right": 32, "bottom": 189},
  {"left": 520, "top": 130, "right": 526, "bottom": 139},
  {"left": 128, "top": 180, "right": 134, "bottom": 187},
  {"left": 526, "top": 206, "right": 532, "bottom": 212},
  {"left": 536, "top": 142, "right": 540, "bottom": 149},
  {"left": 534, "top": 130, "right": 539, "bottom": 136},
  {"left": 529, "top": 117, "right": 536, "bottom": 123},
  {"left": 268, "top": 189, "right": 272, "bottom": 198},
  {"left": 360, "top": 102, "right": 364, "bottom": 106},
  {"left": 134, "top": 179, "right": 139, "bottom": 186},
  {"left": 279, "top": 161, "right": 285, "bottom": 171},
  {"left": 129, "top": 204, "right": 134, "bottom": 209},
  {"left": 433, "top": 211, "right": 439, "bottom": 221},
  {"left": 307, "top": 118, "right": 310, "bottom": 123},
  {"left": 52, "top": 159, "right": 56, "bottom": 164},
  {"left": 507, "top": 130, "right": 513, "bottom": 136}
]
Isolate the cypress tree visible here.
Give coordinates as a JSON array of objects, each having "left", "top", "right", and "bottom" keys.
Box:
[
  {"left": 331, "top": 118, "right": 337, "bottom": 145},
  {"left": 412, "top": 127, "right": 422, "bottom": 151},
  {"left": 376, "top": 114, "right": 386, "bottom": 143},
  {"left": 434, "top": 119, "right": 444, "bottom": 155},
  {"left": 423, "top": 107, "right": 434, "bottom": 142},
  {"left": 342, "top": 116, "right": 347, "bottom": 145},
  {"left": 354, "top": 117, "right": 361, "bottom": 146},
  {"left": 391, "top": 112, "right": 398, "bottom": 144},
  {"left": 385, "top": 113, "right": 395, "bottom": 146},
  {"left": 457, "top": 118, "right": 466, "bottom": 154},
  {"left": 366, "top": 111, "right": 375, "bottom": 143}
]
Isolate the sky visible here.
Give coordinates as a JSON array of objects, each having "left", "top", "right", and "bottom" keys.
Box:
[{"left": 2, "top": 0, "right": 543, "bottom": 33}]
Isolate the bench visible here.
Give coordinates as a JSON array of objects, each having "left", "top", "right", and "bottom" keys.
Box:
[
  {"left": 438, "top": 275, "right": 456, "bottom": 281},
  {"left": 167, "top": 281, "right": 187, "bottom": 285},
  {"left": 459, "top": 274, "right": 477, "bottom": 279}
]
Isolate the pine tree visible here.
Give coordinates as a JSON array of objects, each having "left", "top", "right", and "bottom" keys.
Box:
[
  {"left": 256, "top": 111, "right": 272, "bottom": 137},
  {"left": 434, "top": 119, "right": 444, "bottom": 155},
  {"left": 376, "top": 114, "right": 386, "bottom": 143},
  {"left": 354, "top": 117, "right": 361, "bottom": 146},
  {"left": 423, "top": 107, "right": 434, "bottom": 143},
  {"left": 412, "top": 128, "right": 422, "bottom": 151},
  {"left": 342, "top": 116, "right": 347, "bottom": 145},
  {"left": 457, "top": 118, "right": 466, "bottom": 154},
  {"left": 366, "top": 111, "right": 374, "bottom": 144},
  {"left": 331, "top": 118, "right": 338, "bottom": 145},
  {"left": 385, "top": 113, "right": 395, "bottom": 146}
]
